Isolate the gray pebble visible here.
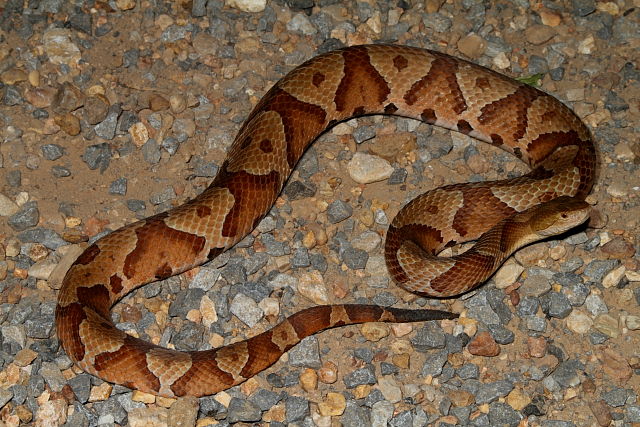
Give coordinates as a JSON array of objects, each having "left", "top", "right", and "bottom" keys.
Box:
[
  {"left": 150, "top": 187, "right": 176, "bottom": 205},
  {"left": 7, "top": 170, "right": 21, "bottom": 187},
  {"left": 602, "top": 387, "right": 631, "bottom": 407},
  {"left": 69, "top": 11, "right": 92, "bottom": 34},
  {"left": 227, "top": 397, "right": 262, "bottom": 423},
  {"left": 3, "top": 85, "right": 23, "bottom": 105},
  {"left": 142, "top": 138, "right": 162, "bottom": 164},
  {"left": 521, "top": 274, "right": 552, "bottom": 297},
  {"left": 388, "top": 168, "right": 407, "bottom": 184},
  {"left": 457, "top": 363, "right": 479, "bottom": 379},
  {"left": 516, "top": 296, "right": 539, "bottom": 316},
  {"left": 284, "top": 180, "right": 316, "bottom": 200},
  {"left": 260, "top": 233, "right": 288, "bottom": 256},
  {"left": 17, "top": 227, "right": 67, "bottom": 249},
  {"left": 327, "top": 200, "right": 353, "bottom": 223},
  {"left": 161, "top": 136, "right": 180, "bottom": 155},
  {"left": 540, "top": 292, "right": 573, "bottom": 318},
  {"left": 126, "top": 199, "right": 146, "bottom": 212},
  {"left": 423, "top": 13, "right": 452, "bottom": 32},
  {"left": 489, "top": 402, "right": 523, "bottom": 426},
  {"left": 289, "top": 336, "right": 321, "bottom": 369},
  {"left": 249, "top": 389, "right": 282, "bottom": 411},
  {"left": 291, "top": 247, "right": 310, "bottom": 268},
  {"left": 353, "top": 126, "right": 375, "bottom": 143},
  {"left": 589, "top": 330, "right": 609, "bottom": 345},
  {"left": 488, "top": 324, "right": 515, "bottom": 344},
  {"left": 552, "top": 359, "right": 583, "bottom": 388},
  {"left": 421, "top": 349, "right": 448, "bottom": 377},
  {"left": 585, "top": 293, "right": 608, "bottom": 315},
  {"left": 169, "top": 289, "right": 205, "bottom": 318},
  {"left": 172, "top": 322, "right": 205, "bottom": 351},
  {"left": 342, "top": 400, "right": 371, "bottom": 427},
  {"left": 342, "top": 247, "right": 368, "bottom": 270},
  {"left": 343, "top": 365, "right": 377, "bottom": 388},
  {"left": 584, "top": 259, "right": 619, "bottom": 282},
  {"left": 93, "top": 398, "right": 127, "bottom": 424},
  {"left": 109, "top": 177, "right": 127, "bottom": 195},
  {"left": 285, "top": 395, "right": 310, "bottom": 423},
  {"left": 52, "top": 165, "right": 71, "bottom": 177},
  {"left": 550, "top": 67, "right": 565, "bottom": 81},
  {"left": 411, "top": 322, "right": 446, "bottom": 351},
  {"left": 41, "top": 144, "right": 64, "bottom": 160},
  {"left": 626, "top": 406, "right": 640, "bottom": 422},
  {"left": 8, "top": 201, "right": 39, "bottom": 232},
  {"left": 563, "top": 282, "right": 590, "bottom": 306},
  {"left": 354, "top": 348, "right": 373, "bottom": 363},
  {"left": 0, "top": 389, "right": 13, "bottom": 409},
  {"left": 94, "top": 106, "right": 120, "bottom": 140},
  {"left": 605, "top": 91, "right": 629, "bottom": 112},
  {"left": 39, "top": 362, "right": 67, "bottom": 392},
  {"left": 571, "top": 0, "right": 596, "bottom": 17},
  {"left": 475, "top": 380, "right": 514, "bottom": 404},
  {"left": 526, "top": 316, "right": 547, "bottom": 332},
  {"left": 68, "top": 374, "right": 92, "bottom": 403},
  {"left": 371, "top": 292, "right": 397, "bottom": 307},
  {"left": 82, "top": 143, "right": 112, "bottom": 172}
]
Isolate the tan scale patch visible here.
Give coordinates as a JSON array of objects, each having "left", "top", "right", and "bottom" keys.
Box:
[
  {"left": 329, "top": 305, "right": 351, "bottom": 326},
  {"left": 146, "top": 348, "right": 193, "bottom": 397},
  {"left": 215, "top": 341, "right": 250, "bottom": 380},
  {"left": 270, "top": 320, "right": 300, "bottom": 352}
]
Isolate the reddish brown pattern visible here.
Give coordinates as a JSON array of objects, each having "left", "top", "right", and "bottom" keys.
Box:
[
  {"left": 335, "top": 46, "right": 391, "bottom": 116},
  {"left": 55, "top": 45, "right": 596, "bottom": 398}
]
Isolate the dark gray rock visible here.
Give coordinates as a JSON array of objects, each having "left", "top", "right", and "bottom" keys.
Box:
[
  {"left": 227, "top": 397, "right": 262, "bottom": 423},
  {"left": 343, "top": 365, "right": 377, "bottom": 388},
  {"left": 327, "top": 200, "right": 353, "bottom": 223},
  {"left": 8, "top": 201, "right": 39, "bottom": 231}
]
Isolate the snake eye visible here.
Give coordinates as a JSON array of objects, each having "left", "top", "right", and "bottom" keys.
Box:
[{"left": 561, "top": 213, "right": 568, "bottom": 219}]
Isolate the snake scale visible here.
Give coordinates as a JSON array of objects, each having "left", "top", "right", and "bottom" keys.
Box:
[{"left": 55, "top": 45, "right": 596, "bottom": 397}]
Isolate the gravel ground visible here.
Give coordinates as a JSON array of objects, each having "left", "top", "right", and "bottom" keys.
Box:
[{"left": 1, "top": 0, "right": 639, "bottom": 426}]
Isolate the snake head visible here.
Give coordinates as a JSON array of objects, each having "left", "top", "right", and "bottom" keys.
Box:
[{"left": 530, "top": 196, "right": 591, "bottom": 237}]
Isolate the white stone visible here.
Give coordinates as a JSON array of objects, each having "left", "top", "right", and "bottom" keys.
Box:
[
  {"left": 42, "top": 29, "right": 81, "bottom": 66},
  {"left": 225, "top": 0, "right": 266, "bottom": 13},
  {"left": 493, "top": 260, "right": 524, "bottom": 289},
  {"left": 0, "top": 193, "right": 19, "bottom": 216},
  {"left": 230, "top": 293, "right": 263, "bottom": 328},
  {"left": 347, "top": 152, "right": 394, "bottom": 184},
  {"left": 602, "top": 265, "right": 626, "bottom": 288},
  {"left": 565, "top": 310, "right": 592, "bottom": 334}
]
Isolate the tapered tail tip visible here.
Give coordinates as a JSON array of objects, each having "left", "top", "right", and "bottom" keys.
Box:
[{"left": 387, "top": 307, "right": 458, "bottom": 322}]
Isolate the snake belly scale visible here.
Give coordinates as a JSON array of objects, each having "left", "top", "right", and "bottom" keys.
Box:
[{"left": 55, "top": 45, "right": 596, "bottom": 397}]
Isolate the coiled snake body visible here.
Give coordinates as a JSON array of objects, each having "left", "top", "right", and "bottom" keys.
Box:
[{"left": 56, "top": 45, "right": 596, "bottom": 397}]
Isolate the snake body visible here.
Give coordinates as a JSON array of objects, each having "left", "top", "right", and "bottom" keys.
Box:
[{"left": 55, "top": 45, "right": 596, "bottom": 397}]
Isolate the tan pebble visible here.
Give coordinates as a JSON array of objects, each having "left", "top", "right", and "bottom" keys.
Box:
[
  {"left": 360, "top": 323, "right": 389, "bottom": 342},
  {"left": 129, "top": 407, "right": 168, "bottom": 427},
  {"left": 457, "top": 33, "right": 487, "bottom": 58},
  {"left": 524, "top": 24, "right": 556, "bottom": 45},
  {"left": 14, "top": 267, "right": 28, "bottom": 279},
  {"left": 594, "top": 314, "right": 619, "bottom": 338},
  {"left": 493, "top": 260, "right": 524, "bottom": 289},
  {"left": 540, "top": 10, "right": 562, "bottom": 26},
  {"left": 13, "top": 348, "right": 38, "bottom": 367},
  {"left": 565, "top": 310, "right": 592, "bottom": 334},
  {"left": 448, "top": 389, "right": 475, "bottom": 407},
  {"left": 115, "top": 0, "right": 136, "bottom": 10},
  {"left": 24, "top": 86, "right": 57, "bottom": 108},
  {"left": 589, "top": 399, "right": 613, "bottom": 426},
  {"left": 318, "top": 392, "right": 346, "bottom": 416},
  {"left": 299, "top": 368, "right": 318, "bottom": 392},
  {"left": 353, "top": 384, "right": 371, "bottom": 399},
  {"left": 155, "top": 14, "right": 174, "bottom": 30},
  {"left": 506, "top": 388, "right": 531, "bottom": 410},
  {"left": 156, "top": 396, "right": 175, "bottom": 408},
  {"left": 169, "top": 94, "right": 187, "bottom": 114},
  {"left": 467, "top": 331, "right": 500, "bottom": 356},
  {"left": 600, "top": 348, "right": 633, "bottom": 385},
  {"left": 186, "top": 309, "right": 201, "bottom": 323},
  {"left": 624, "top": 315, "right": 640, "bottom": 330},
  {"left": 209, "top": 333, "right": 225, "bottom": 348},
  {"left": 390, "top": 323, "right": 413, "bottom": 337},
  {"left": 1, "top": 68, "right": 27, "bottom": 85},
  {"left": 42, "top": 117, "right": 61, "bottom": 134},
  {"left": 195, "top": 418, "right": 217, "bottom": 427},
  {"left": 240, "top": 377, "right": 259, "bottom": 396},
  {"left": 130, "top": 122, "right": 150, "bottom": 147},
  {"left": 302, "top": 230, "right": 316, "bottom": 249},
  {"left": 214, "top": 391, "right": 231, "bottom": 407},
  {"left": 527, "top": 336, "right": 547, "bottom": 358},
  {"left": 83, "top": 94, "right": 110, "bottom": 125},
  {"left": 16, "top": 404, "right": 33, "bottom": 423},
  {"left": 88, "top": 383, "right": 113, "bottom": 402},
  {"left": 28, "top": 244, "right": 48, "bottom": 262},
  {"left": 297, "top": 271, "right": 329, "bottom": 304},
  {"left": 317, "top": 361, "right": 338, "bottom": 384},
  {"left": 54, "top": 113, "right": 81, "bottom": 136},
  {"left": 564, "top": 387, "right": 578, "bottom": 400},
  {"left": 5, "top": 238, "right": 21, "bottom": 257},
  {"left": 28, "top": 70, "right": 40, "bottom": 86},
  {"left": 200, "top": 295, "right": 218, "bottom": 327},
  {"left": 602, "top": 265, "right": 626, "bottom": 288},
  {"left": 167, "top": 396, "right": 198, "bottom": 427},
  {"left": 458, "top": 317, "right": 477, "bottom": 337},
  {"left": 131, "top": 390, "right": 156, "bottom": 404},
  {"left": 64, "top": 216, "right": 82, "bottom": 228},
  {"left": 262, "top": 403, "right": 285, "bottom": 422},
  {"left": 549, "top": 245, "right": 566, "bottom": 260},
  {"left": 258, "top": 297, "right": 279, "bottom": 320},
  {"left": 392, "top": 353, "right": 410, "bottom": 369},
  {"left": 149, "top": 93, "right": 170, "bottom": 111}
]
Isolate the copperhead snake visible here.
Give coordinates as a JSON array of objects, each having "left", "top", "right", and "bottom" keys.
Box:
[{"left": 55, "top": 45, "right": 596, "bottom": 398}]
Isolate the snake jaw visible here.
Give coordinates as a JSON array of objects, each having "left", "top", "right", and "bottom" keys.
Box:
[{"left": 532, "top": 196, "right": 591, "bottom": 237}]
